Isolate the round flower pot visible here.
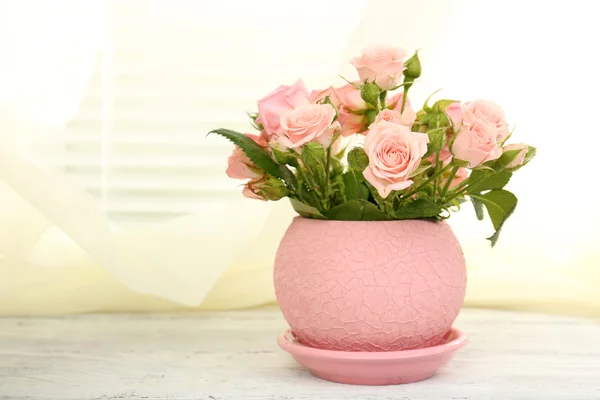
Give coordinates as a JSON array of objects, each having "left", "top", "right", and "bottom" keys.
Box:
[{"left": 274, "top": 217, "right": 466, "bottom": 352}]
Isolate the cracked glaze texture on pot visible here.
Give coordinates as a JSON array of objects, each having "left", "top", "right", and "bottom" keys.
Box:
[{"left": 274, "top": 217, "right": 466, "bottom": 352}]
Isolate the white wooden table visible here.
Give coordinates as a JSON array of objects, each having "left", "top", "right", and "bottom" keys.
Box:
[{"left": 0, "top": 307, "right": 598, "bottom": 399}]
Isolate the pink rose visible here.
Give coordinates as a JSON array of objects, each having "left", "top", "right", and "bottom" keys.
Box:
[
  {"left": 464, "top": 99, "right": 510, "bottom": 142},
  {"left": 445, "top": 102, "right": 464, "bottom": 129},
  {"left": 451, "top": 122, "right": 503, "bottom": 168},
  {"left": 334, "top": 83, "right": 368, "bottom": 136},
  {"left": 337, "top": 109, "right": 365, "bottom": 136},
  {"left": 452, "top": 100, "right": 510, "bottom": 142},
  {"left": 375, "top": 109, "right": 400, "bottom": 123},
  {"left": 363, "top": 121, "right": 429, "bottom": 198},
  {"left": 334, "top": 83, "right": 366, "bottom": 110},
  {"left": 426, "top": 144, "right": 453, "bottom": 165},
  {"left": 432, "top": 103, "right": 461, "bottom": 162},
  {"left": 502, "top": 143, "right": 529, "bottom": 168},
  {"left": 310, "top": 86, "right": 341, "bottom": 108},
  {"left": 350, "top": 45, "right": 408, "bottom": 90},
  {"left": 257, "top": 130, "right": 270, "bottom": 147},
  {"left": 375, "top": 109, "right": 404, "bottom": 125},
  {"left": 439, "top": 147, "right": 452, "bottom": 162},
  {"left": 277, "top": 104, "right": 339, "bottom": 149},
  {"left": 226, "top": 133, "right": 264, "bottom": 180},
  {"left": 256, "top": 79, "right": 310, "bottom": 137},
  {"left": 387, "top": 91, "right": 408, "bottom": 110},
  {"left": 377, "top": 92, "right": 416, "bottom": 127}
]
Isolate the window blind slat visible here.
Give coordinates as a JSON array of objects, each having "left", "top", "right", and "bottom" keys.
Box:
[{"left": 45, "top": 0, "right": 346, "bottom": 222}]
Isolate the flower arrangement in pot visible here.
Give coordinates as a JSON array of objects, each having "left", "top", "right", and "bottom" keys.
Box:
[{"left": 210, "top": 44, "right": 535, "bottom": 384}]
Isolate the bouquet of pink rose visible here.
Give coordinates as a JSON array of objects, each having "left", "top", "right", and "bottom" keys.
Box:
[{"left": 210, "top": 45, "right": 535, "bottom": 246}]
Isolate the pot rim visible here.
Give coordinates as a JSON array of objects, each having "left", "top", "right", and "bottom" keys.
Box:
[{"left": 292, "top": 215, "right": 444, "bottom": 224}]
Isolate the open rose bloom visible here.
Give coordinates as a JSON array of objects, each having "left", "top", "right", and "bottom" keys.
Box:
[
  {"left": 363, "top": 121, "right": 428, "bottom": 197},
  {"left": 211, "top": 43, "right": 536, "bottom": 246}
]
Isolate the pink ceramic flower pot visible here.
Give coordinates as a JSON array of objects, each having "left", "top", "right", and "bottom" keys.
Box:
[{"left": 274, "top": 217, "right": 466, "bottom": 352}]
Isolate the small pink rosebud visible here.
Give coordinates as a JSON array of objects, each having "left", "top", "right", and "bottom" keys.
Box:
[
  {"left": 501, "top": 143, "right": 529, "bottom": 169},
  {"left": 243, "top": 175, "right": 287, "bottom": 201}
]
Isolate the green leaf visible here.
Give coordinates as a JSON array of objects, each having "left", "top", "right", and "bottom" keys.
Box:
[
  {"left": 471, "top": 189, "right": 518, "bottom": 247},
  {"left": 395, "top": 198, "right": 442, "bottom": 220},
  {"left": 468, "top": 170, "right": 513, "bottom": 192},
  {"left": 290, "top": 199, "right": 326, "bottom": 219},
  {"left": 470, "top": 196, "right": 485, "bottom": 220},
  {"left": 428, "top": 112, "right": 450, "bottom": 129},
  {"left": 301, "top": 142, "right": 326, "bottom": 167},
  {"left": 409, "top": 162, "right": 432, "bottom": 178},
  {"left": 209, "top": 128, "right": 298, "bottom": 191},
  {"left": 342, "top": 171, "right": 369, "bottom": 201},
  {"left": 324, "top": 199, "right": 391, "bottom": 221},
  {"left": 209, "top": 128, "right": 280, "bottom": 176},
  {"left": 280, "top": 167, "right": 298, "bottom": 192},
  {"left": 432, "top": 99, "right": 456, "bottom": 113},
  {"left": 419, "top": 113, "right": 432, "bottom": 125},
  {"left": 347, "top": 147, "right": 369, "bottom": 172},
  {"left": 424, "top": 127, "right": 447, "bottom": 157}
]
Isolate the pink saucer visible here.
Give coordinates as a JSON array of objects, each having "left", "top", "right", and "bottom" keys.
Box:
[{"left": 278, "top": 328, "right": 467, "bottom": 385}]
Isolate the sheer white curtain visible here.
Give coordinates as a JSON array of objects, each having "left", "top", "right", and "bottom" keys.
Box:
[
  {"left": 0, "top": 0, "right": 598, "bottom": 316},
  {"left": 0, "top": 0, "right": 366, "bottom": 314}
]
